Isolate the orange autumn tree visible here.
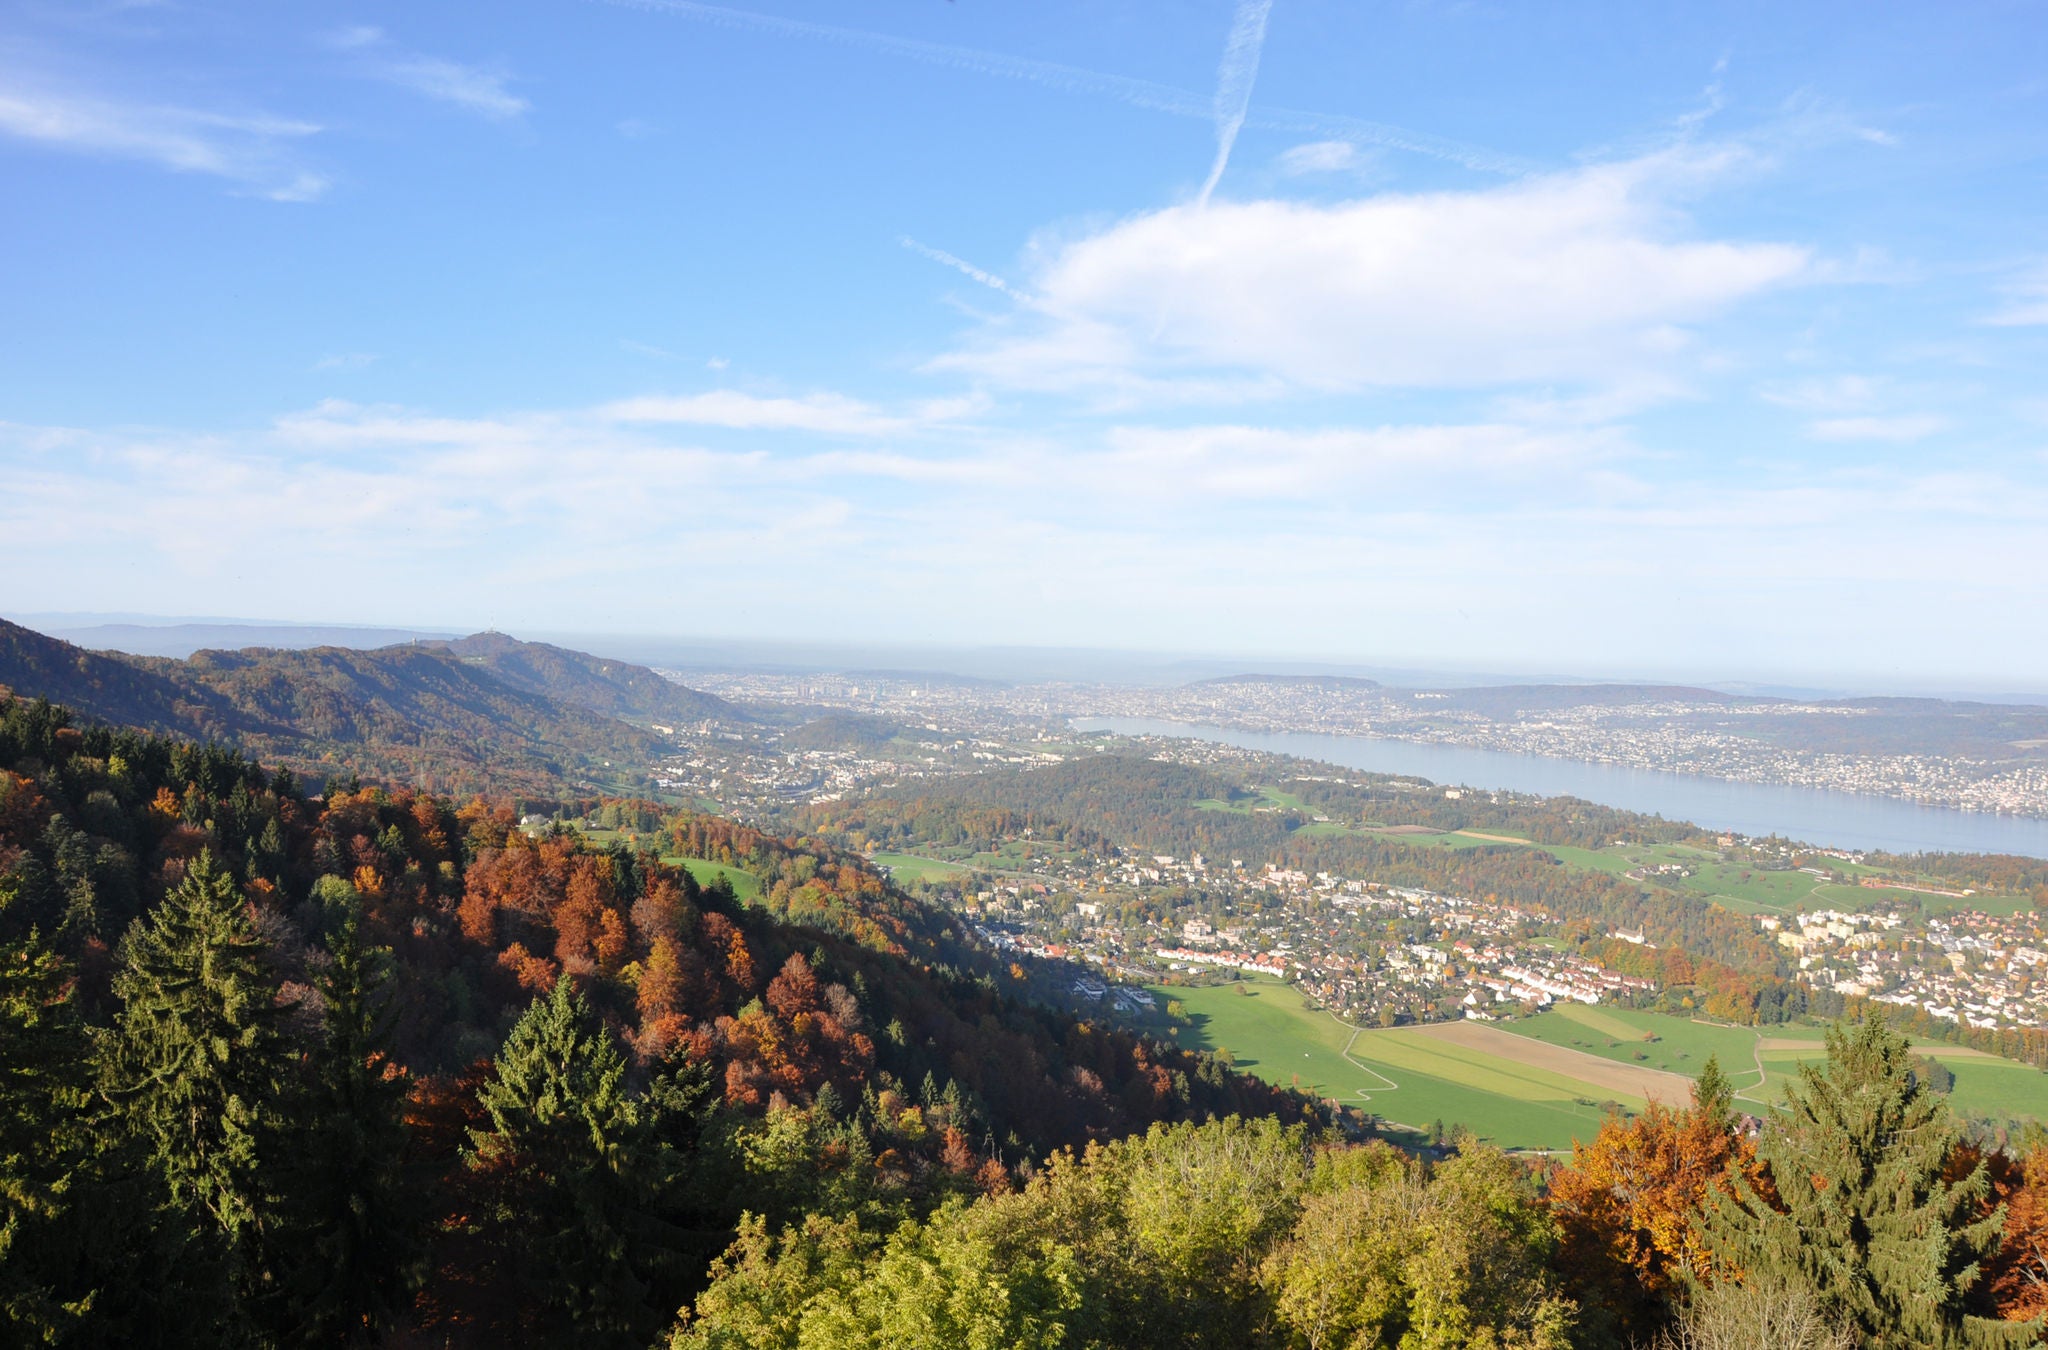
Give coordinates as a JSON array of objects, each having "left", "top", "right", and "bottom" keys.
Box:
[
  {"left": 1977, "top": 1135, "right": 2048, "bottom": 1323},
  {"left": 1547, "top": 1055, "right": 1761, "bottom": 1343}
]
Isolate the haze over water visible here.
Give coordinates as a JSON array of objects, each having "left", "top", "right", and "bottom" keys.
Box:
[{"left": 1076, "top": 718, "right": 2048, "bottom": 860}]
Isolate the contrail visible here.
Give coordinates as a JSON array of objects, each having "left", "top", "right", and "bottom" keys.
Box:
[
  {"left": 898, "top": 236, "right": 1027, "bottom": 301},
  {"left": 587, "top": 0, "right": 1531, "bottom": 175},
  {"left": 1199, "top": 0, "right": 1275, "bottom": 206}
]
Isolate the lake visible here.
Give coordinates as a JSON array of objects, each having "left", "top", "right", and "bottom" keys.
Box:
[{"left": 1071, "top": 717, "right": 2048, "bottom": 860}]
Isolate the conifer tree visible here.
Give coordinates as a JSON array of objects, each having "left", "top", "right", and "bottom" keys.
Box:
[
  {"left": 1698, "top": 1014, "right": 2029, "bottom": 1348},
  {"left": 99, "top": 851, "right": 286, "bottom": 1253},
  {"left": 1694, "top": 1053, "right": 1735, "bottom": 1133},
  {"left": 469, "top": 973, "right": 683, "bottom": 1345},
  {"left": 272, "top": 907, "right": 421, "bottom": 1344},
  {"left": 0, "top": 927, "right": 93, "bottom": 1338}
]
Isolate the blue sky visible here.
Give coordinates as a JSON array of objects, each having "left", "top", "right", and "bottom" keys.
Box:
[{"left": 3, "top": 1, "right": 2045, "bottom": 686}]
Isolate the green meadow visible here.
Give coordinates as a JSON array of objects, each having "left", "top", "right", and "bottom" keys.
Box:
[
  {"left": 1503, "top": 1005, "right": 1791, "bottom": 1107},
  {"left": 1147, "top": 982, "right": 2048, "bottom": 1150},
  {"left": 668, "top": 857, "right": 763, "bottom": 900},
  {"left": 870, "top": 851, "right": 970, "bottom": 884},
  {"left": 1195, "top": 785, "right": 1314, "bottom": 815},
  {"left": 1153, "top": 978, "right": 1633, "bottom": 1151},
  {"left": 1501, "top": 1004, "right": 2048, "bottom": 1120}
]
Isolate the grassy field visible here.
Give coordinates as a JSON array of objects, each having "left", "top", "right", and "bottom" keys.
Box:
[
  {"left": 1751, "top": 1043, "right": 2048, "bottom": 1121},
  {"left": 1153, "top": 978, "right": 1642, "bottom": 1151},
  {"left": 1498, "top": 1005, "right": 2048, "bottom": 1120},
  {"left": 1503, "top": 1006, "right": 1791, "bottom": 1106},
  {"left": 1150, "top": 984, "right": 2048, "bottom": 1149},
  {"left": 666, "top": 857, "right": 762, "bottom": 900},
  {"left": 1196, "top": 785, "right": 1313, "bottom": 815},
  {"left": 870, "top": 852, "right": 969, "bottom": 884},
  {"left": 1358, "top": 828, "right": 1524, "bottom": 851}
]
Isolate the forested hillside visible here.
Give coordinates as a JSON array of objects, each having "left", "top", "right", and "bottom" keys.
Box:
[
  {"left": 0, "top": 619, "right": 737, "bottom": 796},
  {"left": 0, "top": 693, "right": 1301, "bottom": 1344},
  {"left": 421, "top": 632, "right": 741, "bottom": 727}
]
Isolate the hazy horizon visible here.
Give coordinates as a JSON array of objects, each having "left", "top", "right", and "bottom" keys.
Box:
[{"left": 13, "top": 608, "right": 2048, "bottom": 704}]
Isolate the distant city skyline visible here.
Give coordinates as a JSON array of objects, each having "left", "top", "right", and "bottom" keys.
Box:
[{"left": 3, "top": 2, "right": 2044, "bottom": 682}]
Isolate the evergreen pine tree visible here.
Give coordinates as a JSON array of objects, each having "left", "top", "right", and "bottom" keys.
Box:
[
  {"left": 99, "top": 850, "right": 287, "bottom": 1279},
  {"left": 468, "top": 973, "right": 683, "bottom": 1345},
  {"left": 271, "top": 907, "right": 421, "bottom": 1344},
  {"left": 1698, "top": 1014, "right": 2029, "bottom": 1348},
  {"left": 1694, "top": 1053, "right": 1736, "bottom": 1135},
  {"left": 0, "top": 927, "right": 94, "bottom": 1338}
]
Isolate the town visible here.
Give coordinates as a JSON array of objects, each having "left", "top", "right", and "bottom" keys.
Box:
[
  {"left": 945, "top": 841, "right": 2048, "bottom": 1035},
  {"left": 675, "top": 669, "right": 2048, "bottom": 819},
  {"left": 633, "top": 680, "right": 2048, "bottom": 1037}
]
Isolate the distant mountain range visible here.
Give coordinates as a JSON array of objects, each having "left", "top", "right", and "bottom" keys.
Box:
[
  {"left": 20, "top": 620, "right": 461, "bottom": 659},
  {"left": 0, "top": 618, "right": 744, "bottom": 797}
]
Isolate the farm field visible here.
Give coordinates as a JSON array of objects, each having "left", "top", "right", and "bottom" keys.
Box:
[
  {"left": 1149, "top": 982, "right": 2048, "bottom": 1149},
  {"left": 1503, "top": 1005, "right": 1789, "bottom": 1105},
  {"left": 1362, "top": 1022, "right": 1694, "bottom": 1109},
  {"left": 1499, "top": 1004, "right": 2048, "bottom": 1120},
  {"left": 1153, "top": 978, "right": 1651, "bottom": 1151}
]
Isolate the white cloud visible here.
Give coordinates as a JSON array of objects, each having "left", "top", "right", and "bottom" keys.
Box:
[
  {"left": 378, "top": 56, "right": 526, "bottom": 119},
  {"left": 600, "top": 390, "right": 915, "bottom": 436},
  {"left": 6, "top": 400, "right": 2047, "bottom": 678},
  {"left": 1082, "top": 421, "right": 1620, "bottom": 501},
  {"left": 1277, "top": 140, "right": 1360, "bottom": 175},
  {"left": 0, "top": 79, "right": 326, "bottom": 200},
  {"left": 1809, "top": 415, "right": 1946, "bottom": 442},
  {"left": 933, "top": 150, "right": 1808, "bottom": 401},
  {"left": 327, "top": 27, "right": 527, "bottom": 120}
]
